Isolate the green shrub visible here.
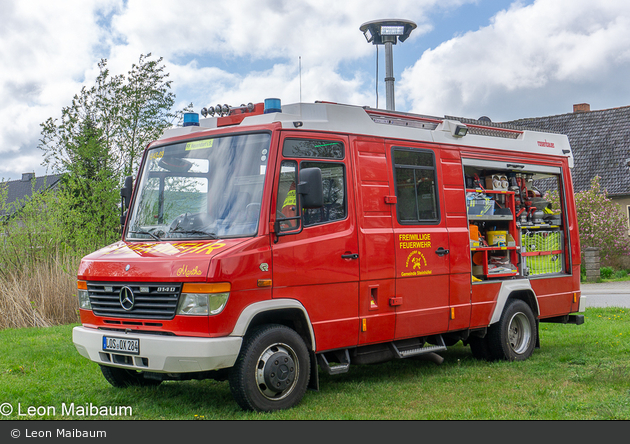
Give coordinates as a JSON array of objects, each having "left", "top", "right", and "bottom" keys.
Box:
[
  {"left": 600, "top": 266, "right": 614, "bottom": 279},
  {"left": 546, "top": 176, "right": 630, "bottom": 266},
  {"left": 614, "top": 269, "right": 630, "bottom": 279}
]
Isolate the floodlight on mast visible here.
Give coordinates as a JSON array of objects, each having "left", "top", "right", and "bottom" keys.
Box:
[{"left": 359, "top": 19, "right": 416, "bottom": 111}]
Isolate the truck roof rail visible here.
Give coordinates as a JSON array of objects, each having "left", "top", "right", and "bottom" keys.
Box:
[{"left": 365, "top": 107, "right": 523, "bottom": 139}]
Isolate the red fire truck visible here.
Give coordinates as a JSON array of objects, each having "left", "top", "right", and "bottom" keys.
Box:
[{"left": 73, "top": 99, "right": 584, "bottom": 411}]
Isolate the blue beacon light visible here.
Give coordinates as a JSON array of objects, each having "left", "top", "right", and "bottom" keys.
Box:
[
  {"left": 183, "top": 112, "right": 200, "bottom": 127},
  {"left": 264, "top": 98, "right": 282, "bottom": 114}
]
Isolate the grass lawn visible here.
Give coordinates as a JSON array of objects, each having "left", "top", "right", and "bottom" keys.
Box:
[{"left": 1, "top": 307, "right": 628, "bottom": 420}]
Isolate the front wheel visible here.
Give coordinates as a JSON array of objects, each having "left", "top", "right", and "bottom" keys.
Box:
[
  {"left": 487, "top": 299, "right": 537, "bottom": 361},
  {"left": 229, "top": 324, "right": 310, "bottom": 412}
]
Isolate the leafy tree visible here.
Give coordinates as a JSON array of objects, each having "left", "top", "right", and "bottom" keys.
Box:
[
  {"left": 40, "top": 54, "right": 180, "bottom": 179},
  {"left": 59, "top": 117, "right": 119, "bottom": 249},
  {"left": 0, "top": 179, "right": 7, "bottom": 220},
  {"left": 0, "top": 178, "right": 68, "bottom": 276},
  {"left": 38, "top": 54, "right": 185, "bottom": 251},
  {"left": 39, "top": 59, "right": 122, "bottom": 176},
  {"left": 117, "top": 53, "right": 178, "bottom": 177}
]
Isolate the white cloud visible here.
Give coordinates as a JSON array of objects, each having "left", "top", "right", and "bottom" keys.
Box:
[
  {"left": 398, "top": 0, "right": 630, "bottom": 120},
  {"left": 0, "top": 0, "right": 475, "bottom": 178},
  {"left": 108, "top": 0, "right": 475, "bottom": 108},
  {"left": 0, "top": 0, "right": 122, "bottom": 178},
  {"left": 110, "top": 0, "right": 469, "bottom": 64},
  {"left": 6, "top": 0, "right": 630, "bottom": 179}
]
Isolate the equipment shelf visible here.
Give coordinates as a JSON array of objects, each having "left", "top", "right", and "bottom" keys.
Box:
[{"left": 467, "top": 188, "right": 519, "bottom": 281}]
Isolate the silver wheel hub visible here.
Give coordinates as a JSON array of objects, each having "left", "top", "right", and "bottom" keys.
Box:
[
  {"left": 256, "top": 343, "right": 299, "bottom": 400},
  {"left": 508, "top": 312, "right": 532, "bottom": 354}
]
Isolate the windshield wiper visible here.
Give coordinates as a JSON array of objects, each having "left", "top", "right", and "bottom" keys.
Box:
[
  {"left": 129, "top": 229, "right": 162, "bottom": 241},
  {"left": 169, "top": 227, "right": 218, "bottom": 239}
]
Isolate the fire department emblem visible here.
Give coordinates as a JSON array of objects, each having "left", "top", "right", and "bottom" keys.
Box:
[{"left": 405, "top": 250, "right": 427, "bottom": 270}]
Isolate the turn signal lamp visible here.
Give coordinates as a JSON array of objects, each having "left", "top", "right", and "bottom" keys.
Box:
[{"left": 77, "top": 280, "right": 91, "bottom": 310}]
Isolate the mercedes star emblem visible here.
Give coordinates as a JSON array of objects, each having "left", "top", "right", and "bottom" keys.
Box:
[{"left": 119, "top": 286, "right": 135, "bottom": 311}]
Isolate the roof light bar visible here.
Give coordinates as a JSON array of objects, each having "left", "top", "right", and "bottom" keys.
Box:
[{"left": 200, "top": 102, "right": 258, "bottom": 118}]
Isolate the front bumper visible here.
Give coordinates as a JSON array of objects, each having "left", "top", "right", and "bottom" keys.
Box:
[{"left": 72, "top": 326, "right": 242, "bottom": 373}]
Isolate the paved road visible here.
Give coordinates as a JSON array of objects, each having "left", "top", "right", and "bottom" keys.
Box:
[{"left": 580, "top": 281, "right": 630, "bottom": 308}]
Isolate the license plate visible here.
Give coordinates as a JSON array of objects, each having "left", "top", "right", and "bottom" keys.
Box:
[{"left": 102, "top": 336, "right": 140, "bottom": 355}]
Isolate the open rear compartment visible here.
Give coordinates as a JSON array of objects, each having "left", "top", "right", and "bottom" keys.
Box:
[{"left": 463, "top": 159, "right": 568, "bottom": 283}]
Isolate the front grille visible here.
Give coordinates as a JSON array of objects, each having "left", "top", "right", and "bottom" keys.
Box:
[{"left": 88, "top": 282, "right": 182, "bottom": 320}]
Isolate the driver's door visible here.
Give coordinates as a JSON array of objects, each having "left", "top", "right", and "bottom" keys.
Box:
[{"left": 271, "top": 133, "right": 360, "bottom": 352}]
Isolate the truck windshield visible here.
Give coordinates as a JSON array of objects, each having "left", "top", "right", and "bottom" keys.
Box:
[{"left": 126, "top": 132, "right": 270, "bottom": 241}]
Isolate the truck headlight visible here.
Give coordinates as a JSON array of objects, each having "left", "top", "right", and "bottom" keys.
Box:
[
  {"left": 77, "top": 281, "right": 91, "bottom": 310},
  {"left": 178, "top": 283, "right": 231, "bottom": 316}
]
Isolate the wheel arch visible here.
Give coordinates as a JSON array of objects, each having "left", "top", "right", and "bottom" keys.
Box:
[
  {"left": 489, "top": 280, "right": 539, "bottom": 325},
  {"left": 230, "top": 299, "right": 316, "bottom": 351}
]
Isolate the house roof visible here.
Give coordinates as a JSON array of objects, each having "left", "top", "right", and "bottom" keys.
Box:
[
  {"left": 1, "top": 173, "right": 63, "bottom": 217},
  {"left": 505, "top": 105, "right": 630, "bottom": 197}
]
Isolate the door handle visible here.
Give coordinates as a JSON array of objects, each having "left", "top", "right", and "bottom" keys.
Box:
[
  {"left": 435, "top": 247, "right": 450, "bottom": 257},
  {"left": 341, "top": 253, "right": 359, "bottom": 260}
]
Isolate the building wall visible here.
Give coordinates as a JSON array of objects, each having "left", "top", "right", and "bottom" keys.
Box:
[
  {"left": 614, "top": 196, "right": 630, "bottom": 236},
  {"left": 612, "top": 196, "right": 630, "bottom": 269}
]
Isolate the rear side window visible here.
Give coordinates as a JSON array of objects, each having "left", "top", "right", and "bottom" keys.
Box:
[{"left": 393, "top": 148, "right": 440, "bottom": 224}]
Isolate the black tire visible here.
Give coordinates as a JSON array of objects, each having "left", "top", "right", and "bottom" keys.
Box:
[
  {"left": 487, "top": 299, "right": 537, "bottom": 361},
  {"left": 100, "top": 365, "right": 161, "bottom": 388},
  {"left": 229, "top": 324, "right": 310, "bottom": 412},
  {"left": 468, "top": 336, "right": 493, "bottom": 361}
]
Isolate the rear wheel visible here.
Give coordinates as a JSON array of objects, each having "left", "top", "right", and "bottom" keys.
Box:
[
  {"left": 468, "top": 335, "right": 492, "bottom": 361},
  {"left": 100, "top": 365, "right": 161, "bottom": 388},
  {"left": 229, "top": 324, "right": 310, "bottom": 412},
  {"left": 487, "top": 299, "right": 537, "bottom": 361}
]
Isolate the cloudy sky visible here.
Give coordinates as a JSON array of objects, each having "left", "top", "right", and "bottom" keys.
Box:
[{"left": 2, "top": 0, "right": 630, "bottom": 179}]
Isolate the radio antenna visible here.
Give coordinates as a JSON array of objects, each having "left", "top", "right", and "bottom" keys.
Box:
[
  {"left": 299, "top": 56, "right": 302, "bottom": 102},
  {"left": 375, "top": 46, "right": 379, "bottom": 108}
]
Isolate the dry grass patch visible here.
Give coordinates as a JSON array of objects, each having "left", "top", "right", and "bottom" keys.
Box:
[{"left": 0, "top": 255, "right": 79, "bottom": 329}]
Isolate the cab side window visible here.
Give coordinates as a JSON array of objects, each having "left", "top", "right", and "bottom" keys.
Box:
[
  {"left": 276, "top": 138, "right": 347, "bottom": 229},
  {"left": 301, "top": 162, "right": 346, "bottom": 226},
  {"left": 393, "top": 148, "right": 440, "bottom": 224}
]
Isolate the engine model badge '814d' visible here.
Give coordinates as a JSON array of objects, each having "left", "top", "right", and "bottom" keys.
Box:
[{"left": 72, "top": 98, "right": 584, "bottom": 412}]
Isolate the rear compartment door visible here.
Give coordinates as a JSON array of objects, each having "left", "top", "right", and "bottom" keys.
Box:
[{"left": 390, "top": 144, "right": 452, "bottom": 339}]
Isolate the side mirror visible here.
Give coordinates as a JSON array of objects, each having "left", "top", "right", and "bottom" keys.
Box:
[
  {"left": 120, "top": 176, "right": 133, "bottom": 210},
  {"left": 298, "top": 167, "right": 323, "bottom": 209},
  {"left": 272, "top": 167, "right": 323, "bottom": 243},
  {"left": 120, "top": 176, "right": 133, "bottom": 228}
]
